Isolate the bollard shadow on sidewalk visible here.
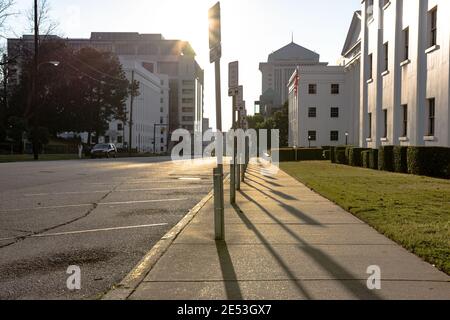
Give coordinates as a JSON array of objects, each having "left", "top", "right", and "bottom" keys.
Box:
[
  {"left": 215, "top": 240, "right": 243, "bottom": 300},
  {"left": 244, "top": 181, "right": 323, "bottom": 227},
  {"left": 234, "top": 191, "right": 382, "bottom": 300}
]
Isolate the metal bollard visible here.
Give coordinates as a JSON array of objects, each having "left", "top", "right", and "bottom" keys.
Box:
[{"left": 213, "top": 167, "right": 224, "bottom": 240}]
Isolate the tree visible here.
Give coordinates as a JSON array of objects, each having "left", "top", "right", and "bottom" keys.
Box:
[
  {"left": 70, "top": 47, "right": 130, "bottom": 144},
  {"left": 26, "top": 0, "right": 58, "bottom": 36},
  {"left": 0, "top": 0, "right": 16, "bottom": 38},
  {"left": 8, "top": 42, "right": 131, "bottom": 153},
  {"left": 247, "top": 102, "right": 289, "bottom": 148}
]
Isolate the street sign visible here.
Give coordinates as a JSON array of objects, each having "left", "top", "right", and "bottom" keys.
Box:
[
  {"left": 237, "top": 85, "right": 243, "bottom": 104},
  {"left": 209, "top": 2, "right": 221, "bottom": 49},
  {"left": 210, "top": 44, "right": 222, "bottom": 64},
  {"left": 228, "top": 61, "right": 239, "bottom": 89}
]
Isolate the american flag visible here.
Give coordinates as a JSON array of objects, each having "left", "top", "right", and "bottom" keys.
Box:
[{"left": 294, "top": 68, "right": 300, "bottom": 95}]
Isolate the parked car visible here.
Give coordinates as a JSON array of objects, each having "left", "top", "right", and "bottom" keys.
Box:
[{"left": 91, "top": 143, "right": 117, "bottom": 159}]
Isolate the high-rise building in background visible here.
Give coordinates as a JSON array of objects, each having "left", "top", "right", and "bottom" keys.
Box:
[
  {"left": 7, "top": 32, "right": 205, "bottom": 151},
  {"left": 259, "top": 42, "right": 326, "bottom": 116}
]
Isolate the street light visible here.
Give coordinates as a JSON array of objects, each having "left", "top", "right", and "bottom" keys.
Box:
[
  {"left": 345, "top": 131, "right": 349, "bottom": 145},
  {"left": 308, "top": 136, "right": 312, "bottom": 148}
]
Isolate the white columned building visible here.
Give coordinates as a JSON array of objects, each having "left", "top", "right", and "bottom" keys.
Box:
[
  {"left": 358, "top": 0, "right": 450, "bottom": 148},
  {"left": 287, "top": 1, "right": 449, "bottom": 149}
]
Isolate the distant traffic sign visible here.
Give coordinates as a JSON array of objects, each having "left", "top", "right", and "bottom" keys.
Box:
[{"left": 228, "top": 61, "right": 239, "bottom": 89}]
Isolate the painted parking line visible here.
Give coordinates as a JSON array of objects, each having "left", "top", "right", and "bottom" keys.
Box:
[
  {"left": 24, "top": 186, "right": 207, "bottom": 197},
  {"left": 0, "top": 198, "right": 189, "bottom": 212},
  {"left": 0, "top": 223, "right": 169, "bottom": 241}
]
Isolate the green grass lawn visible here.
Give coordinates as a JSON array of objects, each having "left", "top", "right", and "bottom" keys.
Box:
[
  {"left": 0, "top": 154, "right": 80, "bottom": 163},
  {"left": 281, "top": 161, "right": 450, "bottom": 275}
]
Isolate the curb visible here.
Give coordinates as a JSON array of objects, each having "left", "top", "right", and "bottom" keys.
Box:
[{"left": 102, "top": 187, "right": 215, "bottom": 300}]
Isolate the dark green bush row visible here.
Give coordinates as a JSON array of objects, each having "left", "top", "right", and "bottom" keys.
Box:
[
  {"left": 332, "top": 145, "right": 449, "bottom": 179},
  {"left": 349, "top": 148, "right": 371, "bottom": 167},
  {"left": 275, "top": 148, "right": 325, "bottom": 162},
  {"left": 378, "top": 146, "right": 395, "bottom": 172},
  {"left": 407, "top": 147, "right": 450, "bottom": 179},
  {"left": 393, "top": 146, "right": 408, "bottom": 173},
  {"left": 330, "top": 146, "right": 346, "bottom": 164}
]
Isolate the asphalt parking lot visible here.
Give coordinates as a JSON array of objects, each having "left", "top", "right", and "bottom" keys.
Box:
[{"left": 0, "top": 157, "right": 218, "bottom": 299}]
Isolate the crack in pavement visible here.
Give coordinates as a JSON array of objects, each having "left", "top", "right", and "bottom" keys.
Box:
[{"left": 0, "top": 184, "right": 120, "bottom": 249}]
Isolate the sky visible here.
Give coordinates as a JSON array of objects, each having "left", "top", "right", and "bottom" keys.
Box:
[{"left": 5, "top": 0, "right": 361, "bottom": 130}]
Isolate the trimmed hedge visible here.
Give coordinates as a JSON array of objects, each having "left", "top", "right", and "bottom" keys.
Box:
[
  {"left": 369, "top": 149, "right": 379, "bottom": 170},
  {"left": 349, "top": 148, "right": 370, "bottom": 167},
  {"left": 407, "top": 147, "right": 450, "bottom": 179},
  {"left": 296, "top": 148, "right": 324, "bottom": 161},
  {"left": 393, "top": 146, "right": 408, "bottom": 173},
  {"left": 336, "top": 150, "right": 346, "bottom": 164},
  {"left": 276, "top": 148, "right": 296, "bottom": 162},
  {"left": 275, "top": 148, "right": 325, "bottom": 162},
  {"left": 331, "top": 146, "right": 346, "bottom": 164},
  {"left": 362, "top": 151, "right": 371, "bottom": 168},
  {"left": 345, "top": 146, "right": 353, "bottom": 165},
  {"left": 378, "top": 146, "right": 395, "bottom": 172}
]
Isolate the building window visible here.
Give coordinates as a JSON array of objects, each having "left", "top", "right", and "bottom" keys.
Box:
[
  {"left": 367, "top": 0, "right": 374, "bottom": 20},
  {"left": 428, "top": 98, "right": 435, "bottom": 136},
  {"left": 368, "top": 113, "right": 372, "bottom": 139},
  {"left": 160, "top": 138, "right": 164, "bottom": 143},
  {"left": 117, "top": 123, "right": 123, "bottom": 131},
  {"left": 160, "top": 117, "right": 164, "bottom": 124},
  {"left": 308, "top": 84, "right": 317, "bottom": 94},
  {"left": 429, "top": 7, "right": 437, "bottom": 47},
  {"left": 117, "top": 136, "right": 123, "bottom": 144},
  {"left": 383, "top": 109, "right": 388, "bottom": 138},
  {"left": 160, "top": 98, "right": 164, "bottom": 103},
  {"left": 308, "top": 131, "right": 317, "bottom": 141},
  {"left": 403, "top": 28, "right": 409, "bottom": 61},
  {"left": 331, "top": 107, "right": 339, "bottom": 118},
  {"left": 331, "top": 84, "right": 339, "bottom": 94},
  {"left": 330, "top": 131, "right": 339, "bottom": 142},
  {"left": 105, "top": 136, "right": 110, "bottom": 143},
  {"left": 160, "top": 107, "right": 164, "bottom": 113},
  {"left": 383, "top": 42, "right": 389, "bottom": 72},
  {"left": 401, "top": 105, "right": 408, "bottom": 137},
  {"left": 308, "top": 107, "right": 317, "bottom": 118},
  {"left": 368, "top": 54, "right": 373, "bottom": 80}
]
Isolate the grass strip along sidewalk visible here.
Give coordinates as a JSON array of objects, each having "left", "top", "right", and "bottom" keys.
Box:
[{"left": 281, "top": 161, "right": 450, "bottom": 275}]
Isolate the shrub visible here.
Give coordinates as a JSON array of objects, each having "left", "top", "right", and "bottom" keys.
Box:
[
  {"left": 331, "top": 146, "right": 346, "bottom": 164},
  {"left": 323, "top": 150, "right": 330, "bottom": 160},
  {"left": 369, "top": 149, "right": 379, "bottom": 170},
  {"left": 378, "top": 146, "right": 395, "bottom": 172},
  {"left": 275, "top": 148, "right": 296, "bottom": 162},
  {"left": 336, "top": 150, "right": 346, "bottom": 164},
  {"left": 407, "top": 147, "right": 450, "bottom": 179},
  {"left": 345, "top": 146, "right": 353, "bottom": 165},
  {"left": 274, "top": 148, "right": 325, "bottom": 162},
  {"left": 296, "top": 148, "right": 324, "bottom": 161},
  {"left": 393, "top": 146, "right": 408, "bottom": 173},
  {"left": 349, "top": 148, "right": 370, "bottom": 167},
  {"left": 362, "top": 150, "right": 371, "bottom": 168},
  {"left": 321, "top": 146, "right": 331, "bottom": 151}
]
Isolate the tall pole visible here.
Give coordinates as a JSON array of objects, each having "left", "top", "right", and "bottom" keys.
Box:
[
  {"left": 230, "top": 95, "right": 236, "bottom": 204},
  {"left": 214, "top": 58, "right": 224, "bottom": 241},
  {"left": 128, "top": 70, "right": 134, "bottom": 154},
  {"left": 32, "top": 0, "right": 39, "bottom": 160}
]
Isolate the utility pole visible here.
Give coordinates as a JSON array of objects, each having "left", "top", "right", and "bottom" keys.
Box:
[
  {"left": 209, "top": 2, "right": 224, "bottom": 241},
  {"left": 32, "top": 0, "right": 39, "bottom": 160},
  {"left": 128, "top": 70, "right": 135, "bottom": 155}
]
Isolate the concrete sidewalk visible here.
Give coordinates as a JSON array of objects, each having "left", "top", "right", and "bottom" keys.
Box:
[{"left": 123, "top": 163, "right": 450, "bottom": 300}]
